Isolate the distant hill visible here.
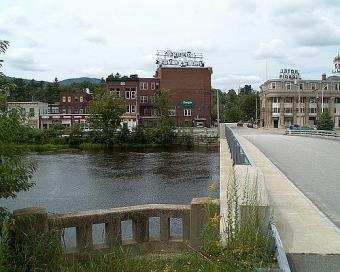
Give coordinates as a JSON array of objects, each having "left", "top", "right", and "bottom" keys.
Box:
[{"left": 59, "top": 77, "right": 102, "bottom": 85}]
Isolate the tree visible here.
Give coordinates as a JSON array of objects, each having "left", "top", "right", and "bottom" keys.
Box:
[
  {"left": 317, "top": 111, "right": 334, "bottom": 130},
  {"left": 88, "top": 93, "right": 125, "bottom": 146},
  {"left": 153, "top": 89, "right": 175, "bottom": 144},
  {"left": 0, "top": 41, "right": 37, "bottom": 220}
]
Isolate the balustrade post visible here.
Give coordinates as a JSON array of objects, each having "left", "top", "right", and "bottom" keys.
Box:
[
  {"left": 133, "top": 215, "right": 149, "bottom": 243},
  {"left": 105, "top": 218, "right": 121, "bottom": 248},
  {"left": 190, "top": 197, "right": 210, "bottom": 248},
  {"left": 160, "top": 214, "right": 170, "bottom": 241},
  {"left": 76, "top": 221, "right": 93, "bottom": 252}
]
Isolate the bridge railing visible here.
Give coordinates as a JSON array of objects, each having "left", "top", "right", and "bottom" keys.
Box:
[
  {"left": 12, "top": 198, "right": 214, "bottom": 260},
  {"left": 225, "top": 126, "right": 252, "bottom": 165},
  {"left": 288, "top": 129, "right": 340, "bottom": 138}
]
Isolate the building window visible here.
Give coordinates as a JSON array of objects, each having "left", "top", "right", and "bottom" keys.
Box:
[
  {"left": 125, "top": 91, "right": 130, "bottom": 99},
  {"left": 284, "top": 97, "right": 293, "bottom": 103},
  {"left": 131, "top": 91, "right": 136, "bottom": 99},
  {"left": 131, "top": 105, "right": 136, "bottom": 114},
  {"left": 323, "top": 84, "right": 328, "bottom": 90},
  {"left": 184, "top": 109, "right": 191, "bottom": 116},
  {"left": 311, "top": 83, "right": 316, "bottom": 90},
  {"left": 284, "top": 108, "right": 292, "bottom": 113},
  {"left": 80, "top": 96, "right": 83, "bottom": 102},
  {"left": 285, "top": 82, "right": 292, "bottom": 90},
  {"left": 140, "top": 96, "right": 148, "bottom": 103},
  {"left": 151, "top": 82, "right": 156, "bottom": 90},
  {"left": 299, "top": 83, "right": 304, "bottom": 90},
  {"left": 62, "top": 109, "right": 66, "bottom": 114},
  {"left": 126, "top": 106, "right": 130, "bottom": 113},
  {"left": 273, "top": 108, "right": 280, "bottom": 113},
  {"left": 309, "top": 108, "right": 317, "bottom": 114},
  {"left": 322, "top": 97, "right": 329, "bottom": 103},
  {"left": 29, "top": 108, "right": 35, "bottom": 117},
  {"left": 335, "top": 84, "right": 340, "bottom": 91},
  {"left": 68, "top": 97, "right": 71, "bottom": 102},
  {"left": 309, "top": 97, "right": 317, "bottom": 103},
  {"left": 296, "top": 107, "right": 305, "bottom": 113},
  {"left": 273, "top": 97, "right": 280, "bottom": 103},
  {"left": 79, "top": 109, "right": 83, "bottom": 114},
  {"left": 62, "top": 96, "right": 66, "bottom": 102},
  {"left": 140, "top": 82, "right": 148, "bottom": 90},
  {"left": 271, "top": 82, "right": 276, "bottom": 89},
  {"left": 335, "top": 98, "right": 340, "bottom": 103}
]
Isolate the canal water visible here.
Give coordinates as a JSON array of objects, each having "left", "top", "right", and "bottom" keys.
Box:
[{"left": 1, "top": 147, "right": 219, "bottom": 245}]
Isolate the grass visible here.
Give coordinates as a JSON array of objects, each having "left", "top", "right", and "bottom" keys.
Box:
[{"left": 0, "top": 143, "right": 70, "bottom": 152}]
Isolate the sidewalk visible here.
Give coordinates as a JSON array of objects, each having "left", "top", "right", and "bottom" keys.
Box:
[{"left": 236, "top": 133, "right": 340, "bottom": 254}]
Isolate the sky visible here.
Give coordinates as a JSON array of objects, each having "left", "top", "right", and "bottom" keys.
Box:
[{"left": 1, "top": 0, "right": 340, "bottom": 91}]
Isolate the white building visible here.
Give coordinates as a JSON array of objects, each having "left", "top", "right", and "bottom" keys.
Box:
[{"left": 7, "top": 101, "right": 49, "bottom": 128}]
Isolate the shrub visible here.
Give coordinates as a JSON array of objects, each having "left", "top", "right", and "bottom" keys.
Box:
[{"left": 317, "top": 111, "right": 334, "bottom": 130}]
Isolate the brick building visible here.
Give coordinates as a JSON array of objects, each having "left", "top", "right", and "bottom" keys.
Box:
[
  {"left": 106, "top": 65, "right": 213, "bottom": 128},
  {"left": 60, "top": 90, "right": 93, "bottom": 114}
]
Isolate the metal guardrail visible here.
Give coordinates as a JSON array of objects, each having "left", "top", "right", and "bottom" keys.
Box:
[
  {"left": 225, "top": 126, "right": 251, "bottom": 165},
  {"left": 288, "top": 129, "right": 340, "bottom": 137}
]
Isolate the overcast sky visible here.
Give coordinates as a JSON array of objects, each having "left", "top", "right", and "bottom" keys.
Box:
[{"left": 1, "top": 0, "right": 340, "bottom": 91}]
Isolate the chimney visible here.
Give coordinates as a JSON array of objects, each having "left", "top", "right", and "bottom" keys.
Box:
[{"left": 322, "top": 73, "right": 326, "bottom": 80}]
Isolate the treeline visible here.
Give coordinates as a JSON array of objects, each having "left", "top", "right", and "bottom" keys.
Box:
[
  {"left": 212, "top": 85, "right": 259, "bottom": 123},
  {"left": 4, "top": 77, "right": 106, "bottom": 104}
]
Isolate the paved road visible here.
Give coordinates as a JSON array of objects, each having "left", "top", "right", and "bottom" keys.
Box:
[{"left": 235, "top": 127, "right": 340, "bottom": 229}]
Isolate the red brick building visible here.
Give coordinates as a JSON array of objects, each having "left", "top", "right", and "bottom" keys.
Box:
[
  {"left": 60, "top": 90, "right": 93, "bottom": 114},
  {"left": 106, "top": 66, "right": 213, "bottom": 128}
]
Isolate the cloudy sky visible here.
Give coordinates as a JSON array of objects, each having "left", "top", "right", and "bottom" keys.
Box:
[{"left": 1, "top": 0, "right": 340, "bottom": 91}]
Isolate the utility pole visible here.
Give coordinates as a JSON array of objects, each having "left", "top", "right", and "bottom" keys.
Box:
[{"left": 217, "top": 89, "right": 220, "bottom": 136}]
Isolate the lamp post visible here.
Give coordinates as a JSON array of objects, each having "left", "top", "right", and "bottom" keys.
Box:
[{"left": 294, "top": 78, "right": 301, "bottom": 127}]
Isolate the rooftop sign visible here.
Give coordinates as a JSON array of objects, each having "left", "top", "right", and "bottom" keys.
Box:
[
  {"left": 156, "top": 50, "right": 204, "bottom": 68},
  {"left": 279, "top": 69, "right": 301, "bottom": 80}
]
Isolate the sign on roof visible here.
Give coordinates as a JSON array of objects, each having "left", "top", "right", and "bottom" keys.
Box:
[
  {"left": 279, "top": 69, "right": 301, "bottom": 80},
  {"left": 156, "top": 50, "right": 204, "bottom": 68}
]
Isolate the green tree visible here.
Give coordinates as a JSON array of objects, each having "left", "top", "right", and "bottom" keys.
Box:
[
  {"left": 153, "top": 89, "right": 175, "bottom": 144},
  {"left": 88, "top": 93, "right": 125, "bottom": 146},
  {"left": 0, "top": 41, "right": 37, "bottom": 221},
  {"left": 317, "top": 111, "right": 334, "bottom": 130}
]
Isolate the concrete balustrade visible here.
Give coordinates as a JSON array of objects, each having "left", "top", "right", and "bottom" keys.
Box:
[{"left": 12, "top": 199, "right": 216, "bottom": 259}]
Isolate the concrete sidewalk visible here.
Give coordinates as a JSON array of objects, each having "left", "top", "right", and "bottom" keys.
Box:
[{"left": 236, "top": 133, "right": 340, "bottom": 254}]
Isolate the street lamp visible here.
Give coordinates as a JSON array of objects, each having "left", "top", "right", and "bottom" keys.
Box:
[{"left": 294, "top": 78, "right": 301, "bottom": 127}]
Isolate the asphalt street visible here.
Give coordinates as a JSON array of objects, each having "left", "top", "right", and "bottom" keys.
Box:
[{"left": 235, "top": 127, "right": 340, "bottom": 229}]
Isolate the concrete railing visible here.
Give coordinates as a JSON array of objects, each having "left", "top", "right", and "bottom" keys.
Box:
[
  {"left": 288, "top": 129, "right": 340, "bottom": 138},
  {"left": 220, "top": 124, "right": 291, "bottom": 272},
  {"left": 12, "top": 198, "right": 216, "bottom": 259}
]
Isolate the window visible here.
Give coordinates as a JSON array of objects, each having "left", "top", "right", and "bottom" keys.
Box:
[
  {"left": 68, "top": 97, "right": 71, "bottom": 102},
  {"left": 272, "top": 97, "right": 278, "bottom": 103},
  {"left": 140, "top": 82, "right": 148, "bottom": 90},
  {"left": 311, "top": 83, "right": 316, "bottom": 90},
  {"left": 169, "top": 109, "right": 176, "bottom": 116},
  {"left": 296, "top": 107, "right": 305, "bottom": 113},
  {"left": 323, "top": 84, "right": 328, "bottom": 90},
  {"left": 309, "top": 97, "right": 317, "bottom": 103},
  {"left": 335, "top": 98, "right": 340, "bottom": 103},
  {"left": 62, "top": 109, "right": 66, "bottom": 114},
  {"left": 285, "top": 82, "right": 292, "bottom": 90},
  {"left": 284, "top": 108, "right": 292, "bottom": 113},
  {"left": 125, "top": 91, "right": 130, "bottom": 99},
  {"left": 62, "top": 96, "right": 66, "bottom": 102},
  {"left": 131, "top": 105, "right": 136, "bottom": 114},
  {"left": 284, "top": 97, "right": 293, "bottom": 103},
  {"left": 184, "top": 109, "right": 191, "bottom": 116},
  {"left": 140, "top": 96, "right": 148, "bottom": 103},
  {"left": 126, "top": 106, "right": 130, "bottom": 113},
  {"left": 335, "top": 84, "right": 340, "bottom": 91},
  {"left": 131, "top": 91, "right": 136, "bottom": 99},
  {"left": 322, "top": 97, "right": 329, "bottom": 103},
  {"left": 271, "top": 82, "right": 276, "bottom": 89},
  {"left": 309, "top": 108, "right": 317, "bottom": 114},
  {"left": 80, "top": 96, "right": 83, "bottom": 102},
  {"left": 79, "top": 109, "right": 83, "bottom": 114},
  {"left": 29, "top": 108, "right": 35, "bottom": 117},
  {"left": 273, "top": 108, "right": 280, "bottom": 113},
  {"left": 151, "top": 82, "right": 155, "bottom": 90},
  {"left": 299, "top": 83, "right": 304, "bottom": 90}
]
